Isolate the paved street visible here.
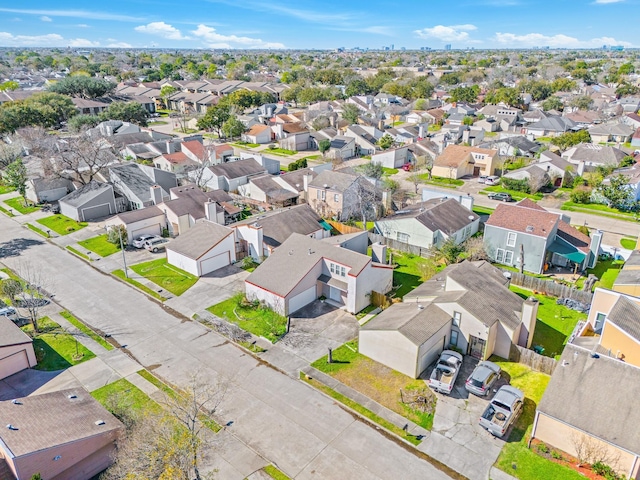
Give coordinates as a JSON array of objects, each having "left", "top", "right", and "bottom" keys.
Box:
[{"left": 0, "top": 215, "right": 453, "bottom": 480}]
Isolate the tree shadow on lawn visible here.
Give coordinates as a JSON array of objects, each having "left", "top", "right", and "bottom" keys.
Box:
[
  {"left": 32, "top": 338, "right": 72, "bottom": 371},
  {"left": 393, "top": 271, "right": 422, "bottom": 297},
  {"left": 531, "top": 322, "right": 567, "bottom": 359}
]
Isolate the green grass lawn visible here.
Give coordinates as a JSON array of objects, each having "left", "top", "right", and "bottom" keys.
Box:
[
  {"left": 26, "top": 223, "right": 48, "bottom": 237},
  {"left": 66, "top": 245, "right": 91, "bottom": 261},
  {"left": 4, "top": 197, "right": 40, "bottom": 214},
  {"left": 78, "top": 234, "right": 120, "bottom": 257},
  {"left": 266, "top": 147, "right": 297, "bottom": 156},
  {"left": 130, "top": 258, "right": 198, "bottom": 296},
  {"left": 148, "top": 120, "right": 168, "bottom": 126},
  {"left": 22, "top": 317, "right": 95, "bottom": 371},
  {"left": 620, "top": 236, "right": 637, "bottom": 250},
  {"left": 382, "top": 167, "right": 399, "bottom": 175},
  {"left": 0, "top": 184, "right": 15, "bottom": 194},
  {"left": 207, "top": 292, "right": 288, "bottom": 342},
  {"left": 418, "top": 174, "right": 465, "bottom": 187},
  {"left": 0, "top": 205, "right": 15, "bottom": 217},
  {"left": 59, "top": 310, "right": 114, "bottom": 351},
  {"left": 390, "top": 250, "right": 443, "bottom": 298},
  {"left": 561, "top": 202, "right": 638, "bottom": 222},
  {"left": 231, "top": 141, "right": 260, "bottom": 148},
  {"left": 262, "top": 465, "right": 291, "bottom": 480},
  {"left": 355, "top": 221, "right": 375, "bottom": 231},
  {"left": 481, "top": 185, "right": 543, "bottom": 201},
  {"left": 92, "top": 378, "right": 161, "bottom": 416},
  {"left": 585, "top": 258, "right": 624, "bottom": 290},
  {"left": 37, "top": 214, "right": 88, "bottom": 235},
  {"left": 472, "top": 205, "right": 495, "bottom": 216},
  {"left": 492, "top": 359, "right": 583, "bottom": 480},
  {"left": 310, "top": 340, "right": 435, "bottom": 432},
  {"left": 112, "top": 269, "right": 168, "bottom": 301},
  {"left": 510, "top": 285, "right": 587, "bottom": 359}
]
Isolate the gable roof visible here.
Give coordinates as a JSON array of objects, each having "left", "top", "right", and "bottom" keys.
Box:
[
  {"left": 110, "top": 163, "right": 169, "bottom": 202},
  {"left": 556, "top": 220, "right": 590, "bottom": 254},
  {"left": 537, "top": 344, "right": 640, "bottom": 455},
  {"left": 163, "top": 184, "right": 230, "bottom": 219},
  {"left": 0, "top": 315, "right": 32, "bottom": 348},
  {"left": 246, "top": 124, "right": 270, "bottom": 135},
  {"left": 606, "top": 295, "right": 640, "bottom": 342},
  {"left": 529, "top": 115, "right": 577, "bottom": 132},
  {"left": 379, "top": 198, "right": 478, "bottom": 235},
  {"left": 277, "top": 168, "right": 317, "bottom": 192},
  {"left": 59, "top": 181, "right": 112, "bottom": 208},
  {"left": 113, "top": 205, "right": 163, "bottom": 224},
  {"left": 308, "top": 169, "right": 358, "bottom": 193},
  {"left": 166, "top": 220, "right": 233, "bottom": 259},
  {"left": 181, "top": 140, "right": 206, "bottom": 159},
  {"left": 435, "top": 145, "right": 497, "bottom": 168},
  {"left": 565, "top": 144, "right": 627, "bottom": 166},
  {"left": 208, "top": 158, "right": 266, "bottom": 179},
  {"left": 485, "top": 201, "right": 558, "bottom": 238}
]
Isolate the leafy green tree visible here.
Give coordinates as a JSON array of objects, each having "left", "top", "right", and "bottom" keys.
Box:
[
  {"left": 342, "top": 103, "right": 360, "bottom": 125},
  {"left": 160, "top": 85, "right": 178, "bottom": 109},
  {"left": 377, "top": 134, "right": 394, "bottom": 150},
  {"left": 570, "top": 96, "right": 593, "bottom": 110},
  {"left": 484, "top": 87, "right": 522, "bottom": 108},
  {"left": 440, "top": 72, "right": 462, "bottom": 85},
  {"left": 618, "top": 62, "right": 635, "bottom": 75},
  {"left": 520, "top": 80, "right": 552, "bottom": 101},
  {"left": 48, "top": 76, "right": 115, "bottom": 99},
  {"left": 598, "top": 174, "right": 633, "bottom": 209},
  {"left": 100, "top": 102, "right": 149, "bottom": 126},
  {"left": 616, "top": 82, "right": 639, "bottom": 98},
  {"left": 345, "top": 78, "right": 370, "bottom": 97},
  {"left": 68, "top": 114, "right": 101, "bottom": 133},
  {"left": 551, "top": 78, "right": 577, "bottom": 92},
  {"left": 0, "top": 80, "right": 19, "bottom": 91},
  {"left": 542, "top": 96, "right": 564, "bottom": 112},
  {"left": 462, "top": 116, "right": 474, "bottom": 126},
  {"left": 1, "top": 278, "right": 22, "bottom": 303},
  {"left": 620, "top": 156, "right": 636, "bottom": 168},
  {"left": 436, "top": 237, "right": 465, "bottom": 265},
  {"left": 359, "top": 161, "right": 384, "bottom": 180},
  {"left": 551, "top": 130, "right": 591, "bottom": 151},
  {"left": 0, "top": 92, "right": 77, "bottom": 133},
  {"left": 107, "top": 225, "right": 127, "bottom": 247},
  {"left": 450, "top": 85, "right": 480, "bottom": 104},
  {"left": 221, "top": 116, "right": 246, "bottom": 139},
  {"left": 318, "top": 139, "right": 331, "bottom": 157},
  {"left": 4, "top": 158, "right": 28, "bottom": 203},
  {"left": 196, "top": 104, "right": 230, "bottom": 138}
]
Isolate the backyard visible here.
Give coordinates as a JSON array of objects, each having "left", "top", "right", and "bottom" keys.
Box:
[
  {"left": 37, "top": 214, "right": 88, "bottom": 235},
  {"left": 583, "top": 258, "right": 624, "bottom": 290},
  {"left": 207, "top": 292, "right": 288, "bottom": 342},
  {"left": 130, "top": 258, "right": 198, "bottom": 296},
  {"left": 390, "top": 250, "right": 443, "bottom": 298},
  {"left": 78, "top": 234, "right": 121, "bottom": 257}
]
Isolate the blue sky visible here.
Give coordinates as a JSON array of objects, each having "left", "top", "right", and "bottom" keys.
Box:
[{"left": 0, "top": 0, "right": 636, "bottom": 50}]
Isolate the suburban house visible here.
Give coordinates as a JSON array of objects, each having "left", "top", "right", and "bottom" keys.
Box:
[
  {"left": 562, "top": 144, "right": 628, "bottom": 175},
  {"left": 0, "top": 389, "right": 123, "bottom": 480},
  {"left": 536, "top": 151, "right": 575, "bottom": 186},
  {"left": 588, "top": 123, "right": 635, "bottom": 144},
  {"left": 431, "top": 145, "right": 499, "bottom": 179},
  {"left": 374, "top": 198, "right": 479, "bottom": 249},
  {"left": 483, "top": 199, "right": 602, "bottom": 274},
  {"left": 59, "top": 181, "right": 120, "bottom": 222},
  {"left": 344, "top": 125, "right": 383, "bottom": 155},
  {"left": 525, "top": 115, "right": 578, "bottom": 138},
  {"left": 104, "top": 205, "right": 165, "bottom": 243},
  {"left": 238, "top": 174, "right": 300, "bottom": 207},
  {"left": 502, "top": 165, "right": 551, "bottom": 193},
  {"left": 166, "top": 220, "right": 236, "bottom": 277},
  {"left": 613, "top": 250, "right": 640, "bottom": 297},
  {"left": 245, "top": 233, "right": 394, "bottom": 315},
  {"left": 109, "top": 163, "right": 177, "bottom": 210},
  {"left": 530, "top": 344, "right": 640, "bottom": 480},
  {"left": 371, "top": 146, "right": 409, "bottom": 169},
  {"left": 307, "top": 170, "right": 377, "bottom": 221},
  {"left": 0, "top": 316, "right": 36, "bottom": 381},
  {"left": 154, "top": 151, "right": 197, "bottom": 174},
  {"left": 232, "top": 204, "right": 331, "bottom": 261},
  {"left": 201, "top": 158, "right": 267, "bottom": 192},
  {"left": 327, "top": 136, "right": 356, "bottom": 160},
  {"left": 360, "top": 260, "right": 539, "bottom": 377},
  {"left": 600, "top": 165, "right": 640, "bottom": 203},
  {"left": 481, "top": 136, "right": 541, "bottom": 158},
  {"left": 25, "top": 177, "right": 73, "bottom": 204},
  {"left": 242, "top": 124, "right": 272, "bottom": 144}
]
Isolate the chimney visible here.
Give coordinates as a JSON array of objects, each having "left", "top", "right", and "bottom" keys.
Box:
[
  {"left": 204, "top": 199, "right": 217, "bottom": 222},
  {"left": 588, "top": 229, "right": 603, "bottom": 269},
  {"left": 371, "top": 242, "right": 387, "bottom": 264},
  {"left": 150, "top": 185, "right": 163, "bottom": 205},
  {"left": 382, "top": 190, "right": 392, "bottom": 213},
  {"left": 520, "top": 297, "right": 539, "bottom": 349},
  {"left": 418, "top": 124, "right": 425, "bottom": 139},
  {"left": 303, "top": 173, "right": 312, "bottom": 192}
]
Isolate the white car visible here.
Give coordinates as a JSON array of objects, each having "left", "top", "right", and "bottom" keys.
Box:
[
  {"left": 0, "top": 306, "right": 17, "bottom": 319},
  {"left": 133, "top": 234, "right": 159, "bottom": 249},
  {"left": 478, "top": 175, "right": 488, "bottom": 183},
  {"left": 144, "top": 237, "right": 168, "bottom": 253},
  {"left": 484, "top": 175, "right": 500, "bottom": 186}
]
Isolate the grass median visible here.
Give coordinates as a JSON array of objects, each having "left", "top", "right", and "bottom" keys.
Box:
[
  {"left": 113, "top": 269, "right": 168, "bottom": 301},
  {"left": 59, "top": 310, "right": 114, "bottom": 351}
]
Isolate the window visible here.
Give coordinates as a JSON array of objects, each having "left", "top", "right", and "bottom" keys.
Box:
[
  {"left": 330, "top": 263, "right": 346, "bottom": 277},
  {"left": 330, "top": 263, "right": 335, "bottom": 274},
  {"left": 450, "top": 330, "right": 459, "bottom": 346},
  {"left": 334, "top": 194, "right": 339, "bottom": 202},
  {"left": 496, "top": 248, "right": 505, "bottom": 263},
  {"left": 321, "top": 190, "right": 326, "bottom": 201},
  {"left": 506, "top": 232, "right": 517, "bottom": 247},
  {"left": 397, "top": 232, "right": 409, "bottom": 243},
  {"left": 453, "top": 311, "right": 461, "bottom": 327},
  {"left": 504, "top": 250, "right": 514, "bottom": 264},
  {"left": 340, "top": 266, "right": 346, "bottom": 277},
  {"left": 316, "top": 190, "right": 322, "bottom": 200},
  {"left": 594, "top": 313, "right": 606, "bottom": 334}
]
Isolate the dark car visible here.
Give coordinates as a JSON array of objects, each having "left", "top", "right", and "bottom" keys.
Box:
[
  {"left": 488, "top": 192, "right": 513, "bottom": 202},
  {"left": 465, "top": 360, "right": 501, "bottom": 396}
]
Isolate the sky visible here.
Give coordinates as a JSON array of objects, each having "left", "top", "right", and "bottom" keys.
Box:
[{"left": 0, "top": 0, "right": 637, "bottom": 50}]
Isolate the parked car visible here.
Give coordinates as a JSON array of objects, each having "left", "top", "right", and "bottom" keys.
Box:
[
  {"left": 144, "top": 237, "right": 169, "bottom": 253},
  {"left": 465, "top": 361, "right": 501, "bottom": 396},
  {"left": 479, "top": 385, "right": 524, "bottom": 437},
  {"left": 487, "top": 192, "right": 512, "bottom": 202},
  {"left": 477, "top": 175, "right": 488, "bottom": 183},
  {"left": 484, "top": 175, "right": 500, "bottom": 186},
  {"left": 428, "top": 350, "right": 464, "bottom": 395},
  {"left": 133, "top": 234, "right": 160, "bottom": 249},
  {"left": 0, "top": 306, "right": 17, "bottom": 320},
  {"left": 401, "top": 163, "right": 413, "bottom": 172}
]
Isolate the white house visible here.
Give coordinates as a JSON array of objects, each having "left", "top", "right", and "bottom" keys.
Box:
[
  {"left": 370, "top": 146, "right": 409, "bottom": 169},
  {"left": 104, "top": 205, "right": 166, "bottom": 243},
  {"left": 201, "top": 158, "right": 267, "bottom": 192}
]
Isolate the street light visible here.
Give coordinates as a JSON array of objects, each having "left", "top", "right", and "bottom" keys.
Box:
[{"left": 105, "top": 226, "right": 128, "bottom": 278}]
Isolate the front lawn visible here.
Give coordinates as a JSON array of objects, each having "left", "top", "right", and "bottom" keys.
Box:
[
  {"left": 22, "top": 317, "right": 95, "bottom": 371},
  {"left": 112, "top": 269, "right": 168, "bottom": 301},
  {"left": 472, "top": 205, "right": 495, "bottom": 216},
  {"left": 311, "top": 340, "right": 436, "bottom": 431},
  {"left": 418, "top": 174, "right": 465, "bottom": 187},
  {"left": 37, "top": 214, "right": 88, "bottom": 235},
  {"left": 130, "top": 258, "right": 198, "bottom": 296},
  {"left": 0, "top": 184, "right": 15, "bottom": 194},
  {"left": 620, "top": 236, "right": 636, "bottom": 250},
  {"left": 4, "top": 197, "right": 40, "bottom": 214},
  {"left": 92, "top": 378, "right": 161, "bottom": 416},
  {"left": 510, "top": 285, "right": 587, "bottom": 359},
  {"left": 207, "top": 292, "right": 287, "bottom": 342},
  {"left": 266, "top": 147, "right": 297, "bottom": 156},
  {"left": 78, "top": 234, "right": 120, "bottom": 257},
  {"left": 481, "top": 185, "right": 543, "bottom": 201},
  {"left": 382, "top": 167, "right": 399, "bottom": 176},
  {"left": 560, "top": 202, "right": 638, "bottom": 222},
  {"left": 59, "top": 310, "right": 114, "bottom": 351}
]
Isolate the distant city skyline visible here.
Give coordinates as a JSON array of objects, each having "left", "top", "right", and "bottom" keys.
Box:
[{"left": 0, "top": 0, "right": 636, "bottom": 50}]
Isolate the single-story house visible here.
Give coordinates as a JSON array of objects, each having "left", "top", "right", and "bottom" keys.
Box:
[
  {"left": 242, "top": 124, "right": 272, "bottom": 144},
  {"left": 524, "top": 115, "right": 578, "bottom": 138},
  {"left": 588, "top": 123, "right": 635, "bottom": 144},
  {"left": 562, "top": 144, "right": 627, "bottom": 175},
  {"left": 59, "top": 181, "right": 118, "bottom": 222},
  {"left": 0, "top": 316, "right": 37, "bottom": 381},
  {"left": 432, "top": 145, "right": 499, "bottom": 179},
  {"left": 166, "top": 220, "right": 236, "bottom": 277},
  {"left": 201, "top": 158, "right": 267, "bottom": 192},
  {"left": 25, "top": 177, "right": 73, "bottom": 204},
  {"left": 245, "top": 233, "right": 394, "bottom": 315},
  {"left": 328, "top": 136, "right": 356, "bottom": 160},
  {"left": 502, "top": 165, "right": 551, "bottom": 193},
  {"left": 238, "top": 174, "right": 300, "bottom": 207},
  {"left": 374, "top": 198, "right": 479, "bottom": 249},
  {"left": 0, "top": 389, "right": 123, "bottom": 480},
  {"left": 104, "top": 205, "right": 166, "bottom": 243},
  {"left": 370, "top": 146, "right": 409, "bottom": 169},
  {"left": 360, "top": 260, "right": 539, "bottom": 377}
]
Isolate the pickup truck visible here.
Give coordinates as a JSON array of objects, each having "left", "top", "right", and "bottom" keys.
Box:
[
  {"left": 428, "top": 350, "right": 463, "bottom": 394},
  {"left": 479, "top": 385, "right": 524, "bottom": 437}
]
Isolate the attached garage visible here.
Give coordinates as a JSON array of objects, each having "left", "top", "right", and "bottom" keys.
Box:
[
  {"left": 80, "top": 203, "right": 113, "bottom": 221},
  {"left": 59, "top": 181, "right": 117, "bottom": 222},
  {"left": 0, "top": 316, "right": 37, "bottom": 381},
  {"left": 105, "top": 206, "right": 165, "bottom": 243},
  {"left": 288, "top": 286, "right": 317, "bottom": 315},
  {"left": 166, "top": 220, "right": 235, "bottom": 277}
]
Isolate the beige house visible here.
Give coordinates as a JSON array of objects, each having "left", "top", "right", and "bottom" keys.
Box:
[
  {"left": 432, "top": 145, "right": 499, "bottom": 179},
  {"left": 612, "top": 250, "right": 640, "bottom": 298},
  {"left": 0, "top": 389, "right": 123, "bottom": 480},
  {"left": 307, "top": 170, "right": 377, "bottom": 221},
  {"left": 0, "top": 316, "right": 37, "bottom": 381}
]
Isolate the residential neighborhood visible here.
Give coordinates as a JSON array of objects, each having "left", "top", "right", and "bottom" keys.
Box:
[{"left": 2, "top": 32, "right": 640, "bottom": 480}]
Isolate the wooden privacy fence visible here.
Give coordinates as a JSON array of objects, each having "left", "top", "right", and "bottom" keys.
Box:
[
  {"left": 370, "top": 290, "right": 391, "bottom": 310},
  {"left": 509, "top": 344, "right": 557, "bottom": 375},
  {"left": 507, "top": 271, "right": 594, "bottom": 305},
  {"left": 326, "top": 220, "right": 364, "bottom": 235},
  {"left": 368, "top": 232, "right": 432, "bottom": 258}
]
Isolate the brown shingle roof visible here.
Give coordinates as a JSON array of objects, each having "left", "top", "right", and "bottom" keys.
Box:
[
  {"left": 435, "top": 145, "right": 497, "bottom": 168},
  {"left": 485, "top": 203, "right": 558, "bottom": 238},
  {"left": 556, "top": 220, "right": 590, "bottom": 254},
  {"left": 246, "top": 124, "right": 270, "bottom": 135},
  {"left": 0, "top": 316, "right": 32, "bottom": 348}
]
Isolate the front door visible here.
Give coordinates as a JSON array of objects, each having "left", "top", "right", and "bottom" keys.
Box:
[
  {"left": 469, "top": 335, "right": 486, "bottom": 359},
  {"left": 473, "top": 166, "right": 481, "bottom": 177}
]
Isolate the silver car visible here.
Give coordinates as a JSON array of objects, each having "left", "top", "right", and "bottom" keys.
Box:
[
  {"left": 465, "top": 361, "right": 501, "bottom": 396},
  {"left": 133, "top": 234, "right": 159, "bottom": 249},
  {"left": 144, "top": 237, "right": 168, "bottom": 253}
]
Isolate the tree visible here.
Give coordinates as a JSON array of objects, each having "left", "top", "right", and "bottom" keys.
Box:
[
  {"left": 598, "top": 174, "right": 633, "bottom": 209},
  {"left": 342, "top": 103, "right": 360, "bottom": 125},
  {"left": 48, "top": 76, "right": 116, "bottom": 99},
  {"left": 542, "top": 96, "right": 563, "bottom": 112},
  {"left": 484, "top": 87, "right": 522, "bottom": 108},
  {"left": 160, "top": 85, "right": 178, "bottom": 109},
  {"left": 14, "top": 263, "right": 50, "bottom": 334},
  {"left": 434, "top": 237, "right": 464, "bottom": 265},
  {"left": 450, "top": 85, "right": 480, "bottom": 104},
  {"left": 407, "top": 154, "right": 432, "bottom": 194},
  {"left": 359, "top": 162, "right": 384, "bottom": 180},
  {"left": 620, "top": 156, "right": 635, "bottom": 168},
  {"left": 67, "top": 114, "right": 101, "bottom": 133},
  {"left": 1, "top": 279, "right": 22, "bottom": 303},
  {"left": 107, "top": 225, "right": 127, "bottom": 247},
  {"left": 377, "top": 134, "right": 394, "bottom": 150},
  {"left": 551, "top": 78, "right": 576, "bottom": 92},
  {"left": 551, "top": 130, "right": 591, "bottom": 151},
  {"left": 570, "top": 95, "right": 593, "bottom": 110},
  {"left": 4, "top": 158, "right": 28, "bottom": 202},
  {"left": 221, "top": 115, "right": 246, "bottom": 139},
  {"left": 0, "top": 80, "right": 19, "bottom": 91},
  {"left": 616, "top": 82, "right": 639, "bottom": 98},
  {"left": 100, "top": 102, "right": 149, "bottom": 126},
  {"left": 0, "top": 92, "right": 77, "bottom": 134},
  {"left": 462, "top": 115, "right": 474, "bottom": 126},
  {"left": 318, "top": 139, "right": 331, "bottom": 157},
  {"left": 196, "top": 104, "right": 230, "bottom": 138},
  {"left": 52, "top": 135, "right": 118, "bottom": 185}
]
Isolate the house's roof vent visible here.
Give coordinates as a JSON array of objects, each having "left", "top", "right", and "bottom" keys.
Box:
[
  {"left": 526, "top": 225, "right": 534, "bottom": 232},
  {"left": 11, "top": 399, "right": 22, "bottom": 405},
  {"left": 95, "top": 420, "right": 106, "bottom": 426},
  {"left": 323, "top": 184, "right": 328, "bottom": 188},
  {"left": 417, "top": 304, "right": 424, "bottom": 310},
  {"left": 68, "top": 394, "right": 78, "bottom": 400},
  {"left": 6, "top": 424, "right": 17, "bottom": 430}
]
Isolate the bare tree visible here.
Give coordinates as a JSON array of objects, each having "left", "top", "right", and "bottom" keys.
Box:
[
  {"left": 407, "top": 154, "right": 432, "bottom": 194},
  {"left": 342, "top": 177, "right": 381, "bottom": 225},
  {"left": 184, "top": 141, "right": 215, "bottom": 190},
  {"left": 14, "top": 263, "right": 51, "bottom": 333},
  {"left": 52, "top": 135, "right": 118, "bottom": 184},
  {"left": 571, "top": 431, "right": 621, "bottom": 469}
]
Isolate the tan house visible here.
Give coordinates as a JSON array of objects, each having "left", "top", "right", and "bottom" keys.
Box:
[
  {"left": 612, "top": 250, "right": 640, "bottom": 298},
  {"left": 432, "top": 145, "right": 499, "bottom": 179},
  {"left": 0, "top": 389, "right": 123, "bottom": 480},
  {"left": 307, "top": 170, "right": 376, "bottom": 221},
  {"left": 0, "top": 316, "right": 37, "bottom": 381}
]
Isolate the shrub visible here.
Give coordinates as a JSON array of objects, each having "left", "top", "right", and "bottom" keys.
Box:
[
  {"left": 570, "top": 186, "right": 592, "bottom": 204},
  {"left": 537, "top": 443, "right": 550, "bottom": 454},
  {"left": 501, "top": 177, "right": 531, "bottom": 193},
  {"left": 592, "top": 461, "right": 623, "bottom": 480},
  {"left": 288, "top": 158, "right": 308, "bottom": 171},
  {"left": 66, "top": 226, "right": 76, "bottom": 232},
  {"left": 551, "top": 450, "right": 563, "bottom": 460},
  {"left": 576, "top": 225, "right": 590, "bottom": 237}
]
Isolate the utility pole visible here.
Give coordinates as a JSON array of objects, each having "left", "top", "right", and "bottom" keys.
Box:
[{"left": 119, "top": 229, "right": 128, "bottom": 278}]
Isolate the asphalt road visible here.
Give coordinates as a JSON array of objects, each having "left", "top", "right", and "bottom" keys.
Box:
[{"left": 0, "top": 215, "right": 453, "bottom": 480}]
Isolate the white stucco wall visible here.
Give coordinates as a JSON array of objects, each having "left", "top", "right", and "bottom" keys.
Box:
[
  {"left": 359, "top": 330, "right": 418, "bottom": 378},
  {"left": 166, "top": 249, "right": 199, "bottom": 276},
  {"left": 245, "top": 282, "right": 285, "bottom": 315},
  {"left": 353, "top": 264, "right": 393, "bottom": 314}
]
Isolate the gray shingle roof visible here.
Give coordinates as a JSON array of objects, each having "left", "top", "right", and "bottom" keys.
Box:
[
  {"left": 114, "top": 205, "right": 163, "bottom": 224},
  {"left": 59, "top": 181, "right": 112, "bottom": 208},
  {"left": 606, "top": 295, "right": 640, "bottom": 342},
  {"left": 0, "top": 316, "right": 32, "bottom": 348},
  {"left": 308, "top": 170, "right": 358, "bottom": 193},
  {"left": 166, "top": 220, "right": 233, "bottom": 259},
  {"left": 208, "top": 158, "right": 266, "bottom": 180},
  {"left": 110, "top": 163, "right": 167, "bottom": 202},
  {"left": 529, "top": 115, "right": 577, "bottom": 132},
  {"left": 537, "top": 344, "right": 640, "bottom": 455}
]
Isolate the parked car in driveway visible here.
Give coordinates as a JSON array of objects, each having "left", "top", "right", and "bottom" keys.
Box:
[
  {"left": 133, "top": 234, "right": 160, "bottom": 249},
  {"left": 477, "top": 175, "right": 488, "bottom": 183},
  {"left": 428, "top": 350, "right": 464, "bottom": 395},
  {"left": 144, "top": 237, "right": 169, "bottom": 253},
  {"left": 484, "top": 175, "right": 500, "bottom": 186},
  {"left": 479, "top": 385, "right": 524, "bottom": 437},
  {"left": 465, "top": 361, "right": 501, "bottom": 396},
  {"left": 0, "top": 306, "right": 17, "bottom": 319},
  {"left": 487, "top": 192, "right": 512, "bottom": 202}
]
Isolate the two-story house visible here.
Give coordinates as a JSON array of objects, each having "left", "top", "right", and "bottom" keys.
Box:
[
  {"left": 431, "top": 145, "right": 499, "bottom": 179},
  {"left": 201, "top": 158, "right": 267, "bottom": 192},
  {"left": 307, "top": 170, "right": 378, "bottom": 221}
]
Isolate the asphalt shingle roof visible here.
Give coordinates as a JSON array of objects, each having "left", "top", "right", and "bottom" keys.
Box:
[
  {"left": 606, "top": 295, "right": 640, "bottom": 342},
  {"left": 0, "top": 316, "right": 32, "bottom": 347},
  {"left": 208, "top": 158, "right": 266, "bottom": 180},
  {"left": 166, "top": 220, "right": 233, "bottom": 259}
]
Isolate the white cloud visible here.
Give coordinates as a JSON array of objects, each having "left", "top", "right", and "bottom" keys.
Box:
[
  {"left": 68, "top": 38, "right": 100, "bottom": 47},
  {"left": 593, "top": 0, "right": 624, "bottom": 3},
  {"left": 191, "top": 24, "right": 285, "bottom": 48},
  {"left": 0, "top": 31, "right": 100, "bottom": 47},
  {"left": 494, "top": 31, "right": 632, "bottom": 47},
  {"left": 40, "top": 16, "right": 52, "bottom": 22},
  {"left": 414, "top": 24, "right": 477, "bottom": 42},
  {"left": 107, "top": 41, "right": 133, "bottom": 48},
  {"left": 0, "top": 8, "right": 142, "bottom": 22},
  {"left": 135, "top": 21, "right": 190, "bottom": 40},
  {"left": 76, "top": 24, "right": 89, "bottom": 28}
]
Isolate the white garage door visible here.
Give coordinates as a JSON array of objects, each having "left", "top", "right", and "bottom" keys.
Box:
[
  {"left": 199, "top": 252, "right": 230, "bottom": 276},
  {"left": 288, "top": 286, "right": 317, "bottom": 314},
  {"left": 131, "top": 223, "right": 162, "bottom": 240},
  {"left": 0, "top": 350, "right": 29, "bottom": 379},
  {"left": 418, "top": 339, "right": 445, "bottom": 377},
  {"left": 81, "top": 203, "right": 112, "bottom": 221}
]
